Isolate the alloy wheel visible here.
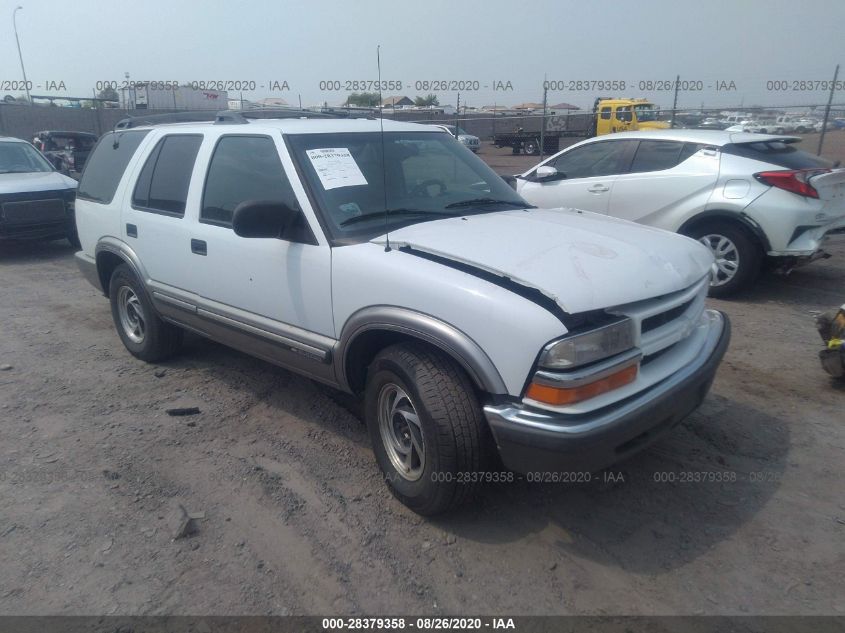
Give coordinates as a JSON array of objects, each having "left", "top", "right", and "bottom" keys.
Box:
[
  {"left": 377, "top": 383, "right": 425, "bottom": 481},
  {"left": 117, "top": 285, "right": 146, "bottom": 344},
  {"left": 699, "top": 234, "right": 740, "bottom": 287}
]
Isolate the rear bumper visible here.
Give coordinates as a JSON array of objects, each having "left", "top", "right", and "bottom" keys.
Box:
[
  {"left": 483, "top": 310, "right": 730, "bottom": 475},
  {"left": 765, "top": 213, "right": 845, "bottom": 257}
]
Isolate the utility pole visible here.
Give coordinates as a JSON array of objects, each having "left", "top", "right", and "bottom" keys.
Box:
[
  {"left": 818, "top": 64, "right": 840, "bottom": 156},
  {"left": 455, "top": 93, "right": 460, "bottom": 138},
  {"left": 670, "top": 74, "right": 680, "bottom": 129},
  {"left": 12, "top": 6, "right": 31, "bottom": 103},
  {"left": 540, "top": 77, "right": 548, "bottom": 160}
]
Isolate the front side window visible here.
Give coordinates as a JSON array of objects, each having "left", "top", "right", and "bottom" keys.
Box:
[
  {"left": 76, "top": 130, "right": 150, "bottom": 203},
  {"left": 132, "top": 134, "right": 202, "bottom": 215},
  {"left": 0, "top": 141, "right": 54, "bottom": 174},
  {"left": 287, "top": 131, "right": 527, "bottom": 242},
  {"left": 600, "top": 107, "right": 611, "bottom": 120},
  {"left": 550, "top": 140, "right": 636, "bottom": 179},
  {"left": 201, "top": 135, "right": 301, "bottom": 227}
]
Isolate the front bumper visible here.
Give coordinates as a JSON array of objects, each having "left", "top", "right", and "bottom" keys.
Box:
[{"left": 483, "top": 310, "right": 730, "bottom": 474}]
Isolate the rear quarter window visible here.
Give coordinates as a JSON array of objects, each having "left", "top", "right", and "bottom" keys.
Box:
[
  {"left": 722, "top": 141, "right": 833, "bottom": 169},
  {"left": 77, "top": 131, "right": 149, "bottom": 204}
]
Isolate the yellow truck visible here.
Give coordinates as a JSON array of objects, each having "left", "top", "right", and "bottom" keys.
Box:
[
  {"left": 492, "top": 97, "right": 670, "bottom": 155},
  {"left": 593, "top": 98, "right": 670, "bottom": 135}
]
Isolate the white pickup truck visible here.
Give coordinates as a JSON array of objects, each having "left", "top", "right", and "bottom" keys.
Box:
[
  {"left": 774, "top": 116, "right": 815, "bottom": 134},
  {"left": 74, "top": 111, "right": 729, "bottom": 514}
]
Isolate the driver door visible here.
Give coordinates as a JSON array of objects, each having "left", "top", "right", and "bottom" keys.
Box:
[
  {"left": 189, "top": 133, "right": 334, "bottom": 340},
  {"left": 517, "top": 139, "right": 636, "bottom": 213}
]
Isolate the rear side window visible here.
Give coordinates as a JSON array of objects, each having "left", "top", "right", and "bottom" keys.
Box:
[
  {"left": 628, "top": 141, "right": 707, "bottom": 173},
  {"left": 630, "top": 140, "right": 685, "bottom": 172},
  {"left": 132, "top": 134, "right": 203, "bottom": 216},
  {"left": 722, "top": 141, "right": 833, "bottom": 169},
  {"left": 77, "top": 131, "right": 149, "bottom": 204}
]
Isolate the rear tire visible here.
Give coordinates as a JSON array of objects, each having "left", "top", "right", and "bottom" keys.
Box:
[
  {"left": 364, "top": 343, "right": 487, "bottom": 515},
  {"left": 685, "top": 222, "right": 762, "bottom": 297},
  {"left": 523, "top": 139, "right": 540, "bottom": 155},
  {"left": 108, "top": 264, "right": 183, "bottom": 362}
]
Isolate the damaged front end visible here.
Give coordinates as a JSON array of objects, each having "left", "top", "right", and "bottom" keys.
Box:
[{"left": 816, "top": 305, "right": 845, "bottom": 379}]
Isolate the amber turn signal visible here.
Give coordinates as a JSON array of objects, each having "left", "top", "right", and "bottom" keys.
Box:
[{"left": 526, "top": 364, "right": 639, "bottom": 406}]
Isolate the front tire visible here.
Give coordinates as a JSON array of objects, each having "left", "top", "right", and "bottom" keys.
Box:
[
  {"left": 108, "top": 264, "right": 183, "bottom": 362},
  {"left": 364, "top": 343, "right": 487, "bottom": 515},
  {"left": 686, "top": 222, "right": 762, "bottom": 297}
]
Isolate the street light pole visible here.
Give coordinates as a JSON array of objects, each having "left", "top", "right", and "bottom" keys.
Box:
[{"left": 12, "top": 6, "right": 31, "bottom": 103}]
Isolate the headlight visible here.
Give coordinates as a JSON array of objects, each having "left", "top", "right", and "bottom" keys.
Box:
[{"left": 539, "top": 318, "right": 635, "bottom": 369}]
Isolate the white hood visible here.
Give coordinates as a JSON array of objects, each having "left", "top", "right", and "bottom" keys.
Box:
[
  {"left": 372, "top": 208, "right": 713, "bottom": 314},
  {"left": 0, "top": 171, "right": 77, "bottom": 195}
]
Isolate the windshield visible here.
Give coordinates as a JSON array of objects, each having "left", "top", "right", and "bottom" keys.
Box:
[
  {"left": 634, "top": 104, "right": 659, "bottom": 122},
  {"left": 0, "top": 141, "right": 55, "bottom": 174},
  {"left": 288, "top": 131, "right": 528, "bottom": 242}
]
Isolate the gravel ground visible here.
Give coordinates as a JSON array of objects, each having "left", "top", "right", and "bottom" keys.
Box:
[{"left": 0, "top": 157, "right": 844, "bottom": 615}]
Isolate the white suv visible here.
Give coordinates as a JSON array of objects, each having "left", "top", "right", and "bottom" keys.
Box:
[
  {"left": 517, "top": 130, "right": 845, "bottom": 296},
  {"left": 74, "top": 112, "right": 729, "bottom": 514}
]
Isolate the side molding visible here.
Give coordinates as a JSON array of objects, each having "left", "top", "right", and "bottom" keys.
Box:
[{"left": 336, "top": 306, "right": 508, "bottom": 395}]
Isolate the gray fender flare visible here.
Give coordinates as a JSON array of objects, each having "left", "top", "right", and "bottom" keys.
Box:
[{"left": 336, "top": 306, "right": 508, "bottom": 395}]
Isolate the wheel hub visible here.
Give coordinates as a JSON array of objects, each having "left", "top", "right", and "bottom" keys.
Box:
[
  {"left": 117, "top": 285, "right": 146, "bottom": 344},
  {"left": 378, "top": 383, "right": 425, "bottom": 481},
  {"left": 699, "top": 234, "right": 740, "bottom": 287}
]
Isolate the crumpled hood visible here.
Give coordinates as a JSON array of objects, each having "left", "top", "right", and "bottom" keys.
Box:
[
  {"left": 371, "top": 208, "right": 713, "bottom": 314},
  {"left": 0, "top": 171, "right": 77, "bottom": 195}
]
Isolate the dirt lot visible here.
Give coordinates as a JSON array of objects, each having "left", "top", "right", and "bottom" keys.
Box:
[{"left": 1, "top": 159, "right": 844, "bottom": 615}]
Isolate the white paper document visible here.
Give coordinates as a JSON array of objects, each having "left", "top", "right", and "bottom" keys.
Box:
[{"left": 305, "top": 148, "right": 368, "bottom": 190}]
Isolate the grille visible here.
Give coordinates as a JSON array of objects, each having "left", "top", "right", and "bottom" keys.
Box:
[
  {"left": 610, "top": 277, "right": 709, "bottom": 360},
  {"left": 1, "top": 198, "right": 66, "bottom": 224}
]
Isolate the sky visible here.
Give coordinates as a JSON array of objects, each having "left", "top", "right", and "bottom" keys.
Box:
[{"left": 1, "top": 0, "right": 844, "bottom": 111}]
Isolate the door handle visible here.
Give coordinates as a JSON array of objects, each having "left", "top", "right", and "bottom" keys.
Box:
[
  {"left": 190, "top": 239, "right": 207, "bottom": 256},
  {"left": 587, "top": 184, "right": 609, "bottom": 193},
  {"left": 126, "top": 223, "right": 137, "bottom": 238}
]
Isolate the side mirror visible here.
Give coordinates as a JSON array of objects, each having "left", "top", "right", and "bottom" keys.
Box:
[
  {"left": 535, "top": 165, "right": 564, "bottom": 182},
  {"left": 232, "top": 200, "right": 300, "bottom": 239}
]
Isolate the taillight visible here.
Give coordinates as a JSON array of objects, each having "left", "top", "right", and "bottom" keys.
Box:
[{"left": 754, "top": 169, "right": 830, "bottom": 198}]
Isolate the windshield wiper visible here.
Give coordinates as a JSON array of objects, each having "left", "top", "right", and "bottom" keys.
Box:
[
  {"left": 340, "top": 208, "right": 456, "bottom": 227},
  {"left": 444, "top": 197, "right": 534, "bottom": 210}
]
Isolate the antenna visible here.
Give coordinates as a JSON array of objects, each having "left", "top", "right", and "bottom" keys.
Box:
[{"left": 377, "top": 45, "right": 391, "bottom": 252}]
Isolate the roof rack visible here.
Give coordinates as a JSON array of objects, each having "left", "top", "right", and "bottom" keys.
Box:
[{"left": 115, "top": 108, "right": 352, "bottom": 130}]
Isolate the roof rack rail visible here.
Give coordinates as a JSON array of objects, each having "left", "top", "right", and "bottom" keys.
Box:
[{"left": 114, "top": 108, "right": 354, "bottom": 129}]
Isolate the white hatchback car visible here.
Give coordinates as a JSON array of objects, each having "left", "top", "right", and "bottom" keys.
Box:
[{"left": 517, "top": 130, "right": 845, "bottom": 296}]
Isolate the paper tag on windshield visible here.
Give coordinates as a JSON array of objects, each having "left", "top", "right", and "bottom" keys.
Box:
[{"left": 306, "top": 148, "right": 368, "bottom": 190}]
